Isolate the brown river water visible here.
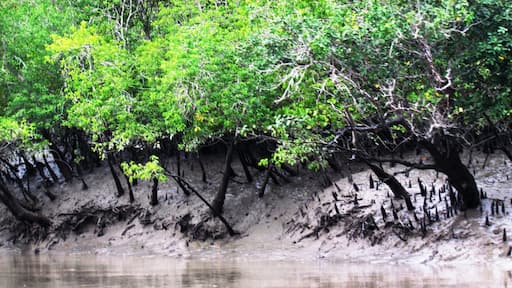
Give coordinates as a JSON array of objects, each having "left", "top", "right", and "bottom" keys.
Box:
[{"left": 0, "top": 252, "right": 510, "bottom": 287}]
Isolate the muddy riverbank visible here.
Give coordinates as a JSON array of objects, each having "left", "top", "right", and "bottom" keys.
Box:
[{"left": 0, "top": 150, "right": 511, "bottom": 266}]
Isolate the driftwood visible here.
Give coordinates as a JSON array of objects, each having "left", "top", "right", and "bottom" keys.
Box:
[
  {"left": 56, "top": 204, "right": 143, "bottom": 237},
  {"left": 121, "top": 224, "right": 135, "bottom": 236}
]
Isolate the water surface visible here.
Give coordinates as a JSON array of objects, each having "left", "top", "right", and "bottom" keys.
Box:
[{"left": 0, "top": 253, "right": 509, "bottom": 287}]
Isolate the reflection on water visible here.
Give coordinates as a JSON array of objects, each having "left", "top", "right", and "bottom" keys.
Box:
[{"left": 0, "top": 252, "right": 510, "bottom": 288}]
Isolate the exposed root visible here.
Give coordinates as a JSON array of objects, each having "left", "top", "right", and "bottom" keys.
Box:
[
  {"left": 176, "top": 213, "right": 230, "bottom": 241},
  {"left": 54, "top": 204, "right": 143, "bottom": 239},
  {"left": 344, "top": 214, "right": 384, "bottom": 246},
  {"left": 297, "top": 213, "right": 345, "bottom": 242}
]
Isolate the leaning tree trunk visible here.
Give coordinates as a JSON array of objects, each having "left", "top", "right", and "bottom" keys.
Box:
[
  {"left": 169, "top": 174, "right": 238, "bottom": 236},
  {"left": 0, "top": 157, "right": 39, "bottom": 204},
  {"left": 365, "top": 161, "right": 415, "bottom": 210},
  {"left": 0, "top": 180, "right": 51, "bottom": 227},
  {"left": 211, "top": 138, "right": 235, "bottom": 215},
  {"left": 422, "top": 141, "right": 480, "bottom": 209}
]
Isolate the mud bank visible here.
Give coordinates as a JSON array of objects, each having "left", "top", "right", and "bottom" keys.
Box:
[{"left": 0, "top": 150, "right": 511, "bottom": 266}]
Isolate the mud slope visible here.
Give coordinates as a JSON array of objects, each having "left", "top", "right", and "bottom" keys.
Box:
[
  {"left": 0, "top": 151, "right": 510, "bottom": 265},
  {"left": 286, "top": 151, "right": 512, "bottom": 265}
]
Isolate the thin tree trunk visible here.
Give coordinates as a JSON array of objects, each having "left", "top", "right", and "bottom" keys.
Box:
[
  {"left": 484, "top": 114, "right": 512, "bottom": 162},
  {"left": 107, "top": 154, "right": 125, "bottom": 197},
  {"left": 501, "top": 147, "right": 512, "bottom": 162},
  {"left": 168, "top": 173, "right": 238, "bottom": 236},
  {"left": 237, "top": 149, "right": 253, "bottom": 183},
  {"left": 211, "top": 139, "right": 235, "bottom": 215},
  {"left": 48, "top": 143, "right": 73, "bottom": 182},
  {"left": 271, "top": 167, "right": 291, "bottom": 183},
  {"left": 32, "top": 156, "right": 52, "bottom": 187},
  {"left": 326, "top": 156, "right": 341, "bottom": 172},
  {"left": 197, "top": 152, "right": 207, "bottom": 183},
  {"left": 258, "top": 165, "right": 271, "bottom": 198},
  {"left": 76, "top": 131, "right": 93, "bottom": 171},
  {"left": 43, "top": 154, "right": 59, "bottom": 183},
  {"left": 19, "top": 152, "right": 36, "bottom": 177},
  {"left": 150, "top": 177, "right": 158, "bottom": 206},
  {"left": 281, "top": 163, "right": 299, "bottom": 176},
  {"left": 176, "top": 151, "right": 181, "bottom": 178},
  {"left": 119, "top": 165, "right": 135, "bottom": 203},
  {"left": 0, "top": 157, "right": 38, "bottom": 204},
  {"left": 245, "top": 149, "right": 265, "bottom": 171},
  {"left": 44, "top": 188, "right": 56, "bottom": 201},
  {"left": 269, "top": 169, "right": 280, "bottom": 185},
  {"left": 73, "top": 162, "right": 88, "bottom": 190},
  {"left": 1, "top": 170, "right": 15, "bottom": 184}
]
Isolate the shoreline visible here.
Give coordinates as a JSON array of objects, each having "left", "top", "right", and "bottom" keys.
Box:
[{"left": 1, "top": 151, "right": 511, "bottom": 266}]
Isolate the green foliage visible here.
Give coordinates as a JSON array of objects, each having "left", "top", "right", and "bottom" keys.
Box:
[
  {"left": 0, "top": 117, "right": 41, "bottom": 151},
  {"left": 120, "top": 155, "right": 167, "bottom": 183},
  {"left": 129, "top": 1, "right": 279, "bottom": 152},
  {"left": 47, "top": 22, "right": 159, "bottom": 155},
  {"left": 453, "top": 0, "right": 512, "bottom": 121},
  {"left": 1, "top": 0, "right": 510, "bottom": 173},
  {"left": 0, "top": 0, "right": 74, "bottom": 130}
]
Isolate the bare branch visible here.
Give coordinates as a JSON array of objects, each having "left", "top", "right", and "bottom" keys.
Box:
[{"left": 366, "top": 157, "right": 438, "bottom": 170}]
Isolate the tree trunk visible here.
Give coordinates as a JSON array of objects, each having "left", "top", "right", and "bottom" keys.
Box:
[
  {"left": 245, "top": 149, "right": 265, "bottom": 171},
  {"left": 119, "top": 165, "right": 135, "bottom": 203},
  {"left": 107, "top": 154, "right": 125, "bottom": 197},
  {"left": 237, "top": 149, "right": 253, "bottom": 183},
  {"left": 0, "top": 157, "right": 32, "bottom": 201},
  {"left": 43, "top": 153, "right": 60, "bottom": 183},
  {"left": 169, "top": 174, "right": 238, "bottom": 236},
  {"left": 44, "top": 188, "right": 56, "bottom": 201},
  {"left": 422, "top": 141, "right": 480, "bottom": 209},
  {"left": 33, "top": 156, "right": 52, "bottom": 187},
  {"left": 76, "top": 132, "right": 90, "bottom": 171},
  {"left": 258, "top": 165, "right": 271, "bottom": 198},
  {"left": 211, "top": 139, "right": 235, "bottom": 215},
  {"left": 271, "top": 167, "right": 291, "bottom": 183},
  {"left": 365, "top": 161, "right": 414, "bottom": 210},
  {"left": 197, "top": 152, "right": 207, "bottom": 183},
  {"left": 327, "top": 156, "right": 341, "bottom": 172},
  {"left": 46, "top": 139, "right": 73, "bottom": 182},
  {"left": 0, "top": 180, "right": 51, "bottom": 227},
  {"left": 176, "top": 151, "right": 181, "bottom": 178},
  {"left": 19, "top": 152, "right": 36, "bottom": 177},
  {"left": 484, "top": 114, "right": 512, "bottom": 162},
  {"left": 150, "top": 177, "right": 158, "bottom": 206},
  {"left": 0, "top": 157, "right": 39, "bottom": 204},
  {"left": 73, "top": 162, "right": 88, "bottom": 190},
  {"left": 501, "top": 147, "right": 512, "bottom": 162}
]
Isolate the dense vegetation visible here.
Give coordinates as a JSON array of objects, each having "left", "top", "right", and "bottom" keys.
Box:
[{"left": 0, "top": 0, "right": 510, "bottom": 228}]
